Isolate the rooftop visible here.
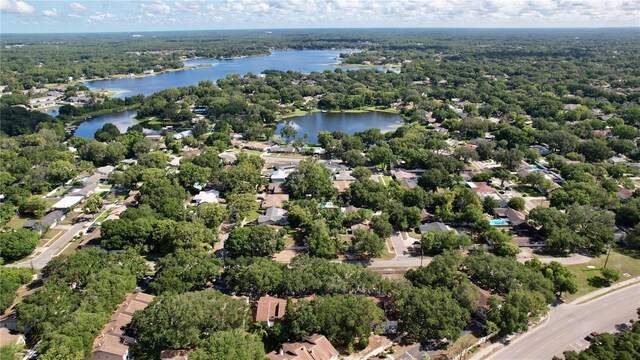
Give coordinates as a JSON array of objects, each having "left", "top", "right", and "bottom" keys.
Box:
[{"left": 51, "top": 195, "right": 84, "bottom": 209}]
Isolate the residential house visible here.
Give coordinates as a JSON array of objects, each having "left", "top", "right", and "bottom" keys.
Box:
[
  {"left": 323, "top": 162, "right": 348, "bottom": 174},
  {"left": 97, "top": 165, "right": 116, "bottom": 175},
  {"left": 218, "top": 151, "right": 237, "bottom": 164},
  {"left": 72, "top": 183, "right": 99, "bottom": 197},
  {"left": 275, "top": 162, "right": 298, "bottom": 171},
  {"left": 390, "top": 169, "right": 416, "bottom": 181},
  {"left": 334, "top": 170, "right": 355, "bottom": 182},
  {"left": 24, "top": 210, "right": 66, "bottom": 232},
  {"left": 258, "top": 207, "right": 288, "bottom": 225},
  {"left": 51, "top": 195, "right": 84, "bottom": 211},
  {"left": 399, "top": 177, "right": 418, "bottom": 189},
  {"left": 268, "top": 334, "right": 340, "bottom": 360},
  {"left": 466, "top": 182, "right": 497, "bottom": 198},
  {"left": 271, "top": 145, "right": 297, "bottom": 154},
  {"left": 350, "top": 223, "right": 370, "bottom": 233},
  {"left": 493, "top": 208, "right": 527, "bottom": 227},
  {"left": 244, "top": 141, "right": 270, "bottom": 151},
  {"left": 191, "top": 190, "right": 220, "bottom": 205},
  {"left": 271, "top": 169, "right": 290, "bottom": 183},
  {"left": 530, "top": 145, "right": 552, "bottom": 156},
  {"left": 172, "top": 130, "right": 192, "bottom": 140},
  {"left": 90, "top": 292, "right": 155, "bottom": 360},
  {"left": 255, "top": 295, "right": 288, "bottom": 327},
  {"left": 418, "top": 222, "right": 457, "bottom": 234},
  {"left": 332, "top": 180, "right": 352, "bottom": 193}
]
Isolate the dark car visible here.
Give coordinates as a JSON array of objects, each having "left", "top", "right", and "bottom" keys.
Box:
[{"left": 585, "top": 331, "right": 600, "bottom": 342}]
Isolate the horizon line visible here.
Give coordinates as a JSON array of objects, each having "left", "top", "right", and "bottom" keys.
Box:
[{"left": 2, "top": 26, "right": 639, "bottom": 36}]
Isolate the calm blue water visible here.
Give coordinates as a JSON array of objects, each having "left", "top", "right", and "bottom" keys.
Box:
[
  {"left": 85, "top": 50, "right": 398, "bottom": 98},
  {"left": 78, "top": 50, "right": 399, "bottom": 138},
  {"left": 276, "top": 111, "right": 403, "bottom": 144},
  {"left": 74, "top": 110, "right": 138, "bottom": 138},
  {"left": 489, "top": 219, "right": 510, "bottom": 226}
]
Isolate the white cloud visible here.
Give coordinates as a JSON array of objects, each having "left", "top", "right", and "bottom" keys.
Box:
[
  {"left": 69, "top": 2, "right": 86, "bottom": 12},
  {"left": 88, "top": 11, "right": 115, "bottom": 22},
  {"left": 140, "top": 0, "right": 171, "bottom": 14},
  {"left": 42, "top": 8, "right": 58, "bottom": 17},
  {"left": 0, "top": 0, "right": 34, "bottom": 14}
]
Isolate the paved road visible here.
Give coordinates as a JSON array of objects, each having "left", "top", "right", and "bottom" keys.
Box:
[
  {"left": 488, "top": 283, "right": 640, "bottom": 360},
  {"left": 8, "top": 221, "right": 87, "bottom": 269}
]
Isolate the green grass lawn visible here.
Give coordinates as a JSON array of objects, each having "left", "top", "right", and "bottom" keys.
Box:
[
  {"left": 52, "top": 187, "right": 68, "bottom": 197},
  {"left": 563, "top": 249, "right": 640, "bottom": 302},
  {"left": 44, "top": 199, "right": 59, "bottom": 207},
  {"left": 515, "top": 185, "right": 544, "bottom": 197},
  {"left": 94, "top": 209, "right": 113, "bottom": 223},
  {"left": 6, "top": 217, "right": 29, "bottom": 230},
  {"left": 244, "top": 210, "right": 260, "bottom": 223}
]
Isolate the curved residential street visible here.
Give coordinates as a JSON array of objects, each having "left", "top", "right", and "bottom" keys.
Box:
[{"left": 487, "top": 282, "right": 640, "bottom": 360}]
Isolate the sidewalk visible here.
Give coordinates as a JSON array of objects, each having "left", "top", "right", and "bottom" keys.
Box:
[{"left": 569, "top": 275, "right": 640, "bottom": 305}]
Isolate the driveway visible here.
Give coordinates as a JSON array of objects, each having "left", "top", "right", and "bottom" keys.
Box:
[
  {"left": 369, "top": 232, "right": 430, "bottom": 269},
  {"left": 517, "top": 247, "right": 592, "bottom": 265}
]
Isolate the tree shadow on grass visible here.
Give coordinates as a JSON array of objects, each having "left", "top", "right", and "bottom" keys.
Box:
[
  {"left": 616, "top": 247, "right": 640, "bottom": 259},
  {"left": 587, "top": 276, "right": 611, "bottom": 288}
]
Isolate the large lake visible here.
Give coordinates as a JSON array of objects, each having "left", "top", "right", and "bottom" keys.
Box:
[
  {"left": 276, "top": 112, "right": 404, "bottom": 144},
  {"left": 85, "top": 50, "right": 398, "bottom": 97}
]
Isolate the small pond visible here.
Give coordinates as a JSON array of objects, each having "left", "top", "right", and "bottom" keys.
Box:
[{"left": 276, "top": 111, "right": 404, "bottom": 144}]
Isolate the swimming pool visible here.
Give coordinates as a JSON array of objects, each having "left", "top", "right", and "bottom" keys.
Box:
[{"left": 489, "top": 219, "right": 510, "bottom": 226}]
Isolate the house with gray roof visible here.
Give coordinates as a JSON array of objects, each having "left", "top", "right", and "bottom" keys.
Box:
[
  {"left": 418, "top": 222, "right": 457, "bottom": 234},
  {"left": 258, "top": 207, "right": 288, "bottom": 225}
]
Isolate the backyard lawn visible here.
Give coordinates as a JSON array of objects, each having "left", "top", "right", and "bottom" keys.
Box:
[
  {"left": 563, "top": 249, "right": 640, "bottom": 302},
  {"left": 6, "top": 216, "right": 29, "bottom": 230}
]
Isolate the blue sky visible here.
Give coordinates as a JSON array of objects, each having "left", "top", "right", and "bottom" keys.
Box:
[{"left": 2, "top": 0, "right": 639, "bottom": 33}]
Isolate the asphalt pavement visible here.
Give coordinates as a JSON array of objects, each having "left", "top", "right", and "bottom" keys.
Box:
[
  {"left": 7, "top": 221, "right": 87, "bottom": 269},
  {"left": 487, "top": 283, "right": 640, "bottom": 360}
]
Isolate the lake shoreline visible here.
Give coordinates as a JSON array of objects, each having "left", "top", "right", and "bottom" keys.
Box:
[{"left": 278, "top": 106, "right": 400, "bottom": 120}]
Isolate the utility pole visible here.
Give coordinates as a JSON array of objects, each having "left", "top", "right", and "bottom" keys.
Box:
[{"left": 603, "top": 245, "right": 612, "bottom": 269}]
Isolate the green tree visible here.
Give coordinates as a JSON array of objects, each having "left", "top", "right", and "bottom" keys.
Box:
[
  {"left": 18, "top": 196, "right": 47, "bottom": 217},
  {"left": 399, "top": 287, "right": 470, "bottom": 341},
  {"left": 600, "top": 268, "right": 620, "bottom": 285},
  {"left": 190, "top": 329, "right": 266, "bottom": 360},
  {"left": 225, "top": 225, "right": 285, "bottom": 258},
  {"left": 225, "top": 257, "right": 285, "bottom": 296},
  {"left": 82, "top": 193, "right": 103, "bottom": 214},
  {"left": 421, "top": 231, "right": 472, "bottom": 255},
  {"left": 94, "top": 123, "right": 121, "bottom": 142},
  {"left": 507, "top": 197, "right": 525, "bottom": 211},
  {"left": 367, "top": 145, "right": 396, "bottom": 170},
  {"left": 311, "top": 295, "right": 384, "bottom": 349},
  {"left": 488, "top": 291, "right": 547, "bottom": 335},
  {"left": 0, "top": 229, "right": 39, "bottom": 262},
  {"left": 151, "top": 248, "right": 222, "bottom": 294},
  {"left": 284, "top": 160, "right": 337, "bottom": 200},
  {"left": 280, "top": 124, "right": 297, "bottom": 143},
  {"left": 227, "top": 193, "right": 259, "bottom": 223},
  {"left": 494, "top": 149, "right": 524, "bottom": 171},
  {"left": 194, "top": 202, "right": 228, "bottom": 229},
  {"left": 131, "top": 290, "right": 251, "bottom": 359},
  {"left": 341, "top": 149, "right": 366, "bottom": 168},
  {"left": 352, "top": 229, "right": 384, "bottom": 259}
]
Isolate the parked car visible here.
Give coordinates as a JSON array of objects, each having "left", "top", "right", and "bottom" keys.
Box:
[{"left": 585, "top": 331, "right": 600, "bottom": 342}]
